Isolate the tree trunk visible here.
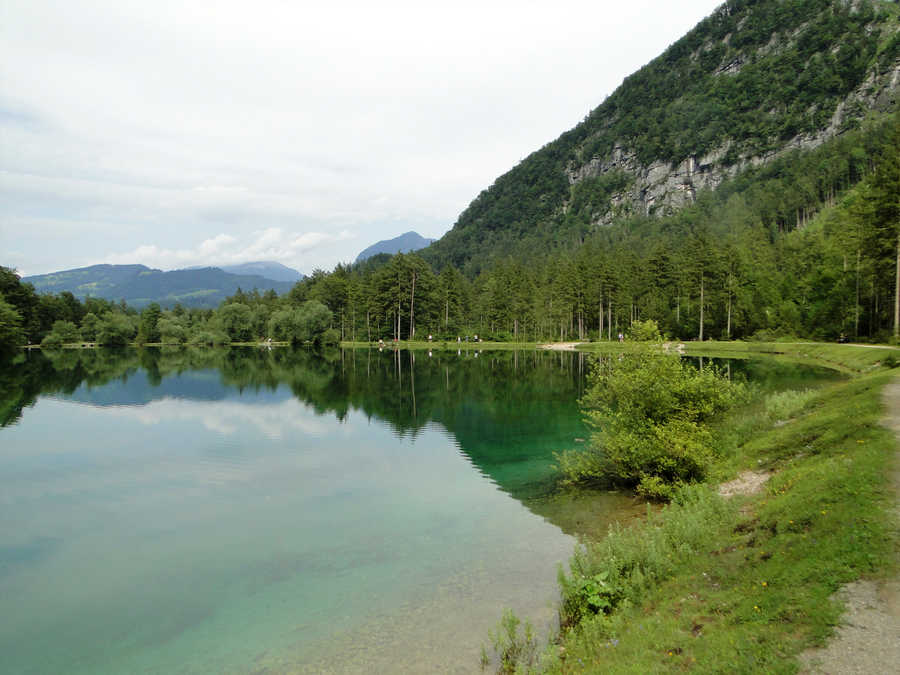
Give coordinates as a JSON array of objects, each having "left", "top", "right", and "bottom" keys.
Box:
[
  {"left": 726, "top": 272, "right": 732, "bottom": 339},
  {"left": 608, "top": 301, "right": 612, "bottom": 341},
  {"left": 894, "top": 232, "right": 899, "bottom": 340},
  {"left": 599, "top": 296, "right": 604, "bottom": 340},
  {"left": 856, "top": 248, "right": 861, "bottom": 338},
  {"left": 726, "top": 292, "right": 732, "bottom": 339},
  {"left": 409, "top": 270, "right": 416, "bottom": 340},
  {"left": 699, "top": 273, "right": 705, "bottom": 342}
]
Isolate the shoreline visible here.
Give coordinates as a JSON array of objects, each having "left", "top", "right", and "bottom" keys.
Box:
[{"left": 502, "top": 346, "right": 899, "bottom": 673}]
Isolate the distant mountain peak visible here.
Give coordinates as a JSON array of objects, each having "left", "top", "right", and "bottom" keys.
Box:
[
  {"left": 177, "top": 260, "right": 303, "bottom": 282},
  {"left": 22, "top": 263, "right": 297, "bottom": 308},
  {"left": 217, "top": 261, "right": 303, "bottom": 283},
  {"left": 355, "top": 231, "right": 435, "bottom": 263}
]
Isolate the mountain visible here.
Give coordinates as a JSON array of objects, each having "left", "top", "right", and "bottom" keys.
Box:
[
  {"left": 423, "top": 0, "right": 900, "bottom": 274},
  {"left": 215, "top": 261, "right": 303, "bottom": 282},
  {"left": 180, "top": 261, "right": 303, "bottom": 282},
  {"left": 355, "top": 231, "right": 436, "bottom": 263},
  {"left": 22, "top": 264, "right": 295, "bottom": 308}
]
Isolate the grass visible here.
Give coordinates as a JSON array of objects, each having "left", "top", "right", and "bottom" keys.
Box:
[
  {"left": 575, "top": 339, "right": 898, "bottom": 373},
  {"left": 495, "top": 365, "right": 898, "bottom": 673},
  {"left": 679, "top": 340, "right": 898, "bottom": 374}
]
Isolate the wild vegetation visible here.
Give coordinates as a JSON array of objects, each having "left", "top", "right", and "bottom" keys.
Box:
[
  {"left": 425, "top": 0, "right": 900, "bottom": 275},
  {"left": 483, "top": 352, "right": 897, "bottom": 673},
  {"left": 558, "top": 331, "right": 746, "bottom": 500}
]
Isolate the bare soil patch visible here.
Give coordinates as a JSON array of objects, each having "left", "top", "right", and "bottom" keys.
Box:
[{"left": 717, "top": 470, "right": 770, "bottom": 498}]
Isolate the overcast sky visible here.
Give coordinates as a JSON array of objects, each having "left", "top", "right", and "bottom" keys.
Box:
[{"left": 1, "top": 0, "right": 723, "bottom": 276}]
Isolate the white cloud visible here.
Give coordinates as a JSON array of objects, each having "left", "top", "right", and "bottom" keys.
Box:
[
  {"left": 103, "top": 228, "right": 354, "bottom": 270},
  {"left": 0, "top": 0, "right": 725, "bottom": 275},
  {"left": 103, "top": 397, "right": 333, "bottom": 441}
]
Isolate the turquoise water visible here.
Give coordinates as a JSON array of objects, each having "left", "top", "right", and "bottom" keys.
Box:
[
  {"left": 0, "top": 348, "right": 592, "bottom": 673},
  {"left": 0, "top": 348, "right": 842, "bottom": 673}
]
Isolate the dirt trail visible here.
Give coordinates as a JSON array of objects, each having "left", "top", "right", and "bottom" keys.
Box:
[{"left": 799, "top": 378, "right": 900, "bottom": 674}]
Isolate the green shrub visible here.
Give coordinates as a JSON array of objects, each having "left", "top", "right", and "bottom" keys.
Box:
[
  {"left": 0, "top": 296, "right": 25, "bottom": 357},
  {"left": 321, "top": 328, "right": 341, "bottom": 346},
  {"left": 40, "top": 332, "right": 64, "bottom": 349},
  {"left": 764, "top": 388, "right": 816, "bottom": 421},
  {"left": 157, "top": 318, "right": 186, "bottom": 345},
  {"left": 566, "top": 570, "right": 622, "bottom": 616},
  {"left": 559, "top": 349, "right": 743, "bottom": 497},
  {"left": 626, "top": 319, "right": 662, "bottom": 342},
  {"left": 96, "top": 314, "right": 135, "bottom": 346},
  {"left": 635, "top": 475, "right": 680, "bottom": 501},
  {"left": 558, "top": 485, "right": 735, "bottom": 626},
  {"left": 51, "top": 320, "right": 81, "bottom": 342},
  {"left": 188, "top": 329, "right": 229, "bottom": 346},
  {"left": 486, "top": 609, "right": 538, "bottom": 674},
  {"left": 268, "top": 301, "right": 333, "bottom": 345}
]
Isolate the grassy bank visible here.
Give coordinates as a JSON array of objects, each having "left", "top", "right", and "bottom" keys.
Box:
[
  {"left": 575, "top": 339, "right": 899, "bottom": 374},
  {"left": 493, "top": 359, "right": 898, "bottom": 673},
  {"left": 679, "top": 340, "right": 899, "bottom": 374}
]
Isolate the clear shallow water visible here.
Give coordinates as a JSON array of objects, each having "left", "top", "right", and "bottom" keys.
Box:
[{"left": 0, "top": 348, "right": 842, "bottom": 673}]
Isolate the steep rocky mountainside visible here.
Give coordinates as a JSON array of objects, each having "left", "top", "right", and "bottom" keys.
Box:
[{"left": 424, "top": 0, "right": 900, "bottom": 274}]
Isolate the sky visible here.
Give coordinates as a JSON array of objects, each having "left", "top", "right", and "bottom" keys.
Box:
[{"left": 0, "top": 0, "right": 724, "bottom": 277}]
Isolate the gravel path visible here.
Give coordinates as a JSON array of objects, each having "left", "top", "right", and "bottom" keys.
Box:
[{"left": 799, "top": 378, "right": 900, "bottom": 674}]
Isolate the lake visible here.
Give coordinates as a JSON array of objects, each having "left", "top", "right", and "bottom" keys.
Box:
[{"left": 0, "top": 347, "right": 842, "bottom": 673}]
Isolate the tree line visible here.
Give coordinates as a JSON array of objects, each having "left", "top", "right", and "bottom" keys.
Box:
[
  {"left": 1, "top": 113, "right": 896, "bottom": 357},
  {"left": 0, "top": 269, "right": 337, "bottom": 355}
]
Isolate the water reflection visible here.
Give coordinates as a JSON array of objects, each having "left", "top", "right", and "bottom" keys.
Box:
[
  {"left": 4, "top": 347, "right": 588, "bottom": 484},
  {"left": 3, "top": 347, "right": 842, "bottom": 532},
  {"left": 3, "top": 347, "right": 842, "bottom": 489},
  {"left": 3, "top": 347, "right": 593, "bottom": 675},
  {"left": 0, "top": 347, "right": 846, "bottom": 674}
]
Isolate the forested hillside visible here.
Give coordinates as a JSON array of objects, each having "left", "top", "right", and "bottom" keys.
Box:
[
  {"left": 277, "top": 116, "right": 898, "bottom": 345},
  {"left": 424, "top": 0, "right": 900, "bottom": 275}
]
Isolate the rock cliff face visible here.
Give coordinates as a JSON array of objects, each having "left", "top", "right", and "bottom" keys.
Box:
[{"left": 567, "top": 56, "right": 900, "bottom": 223}]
